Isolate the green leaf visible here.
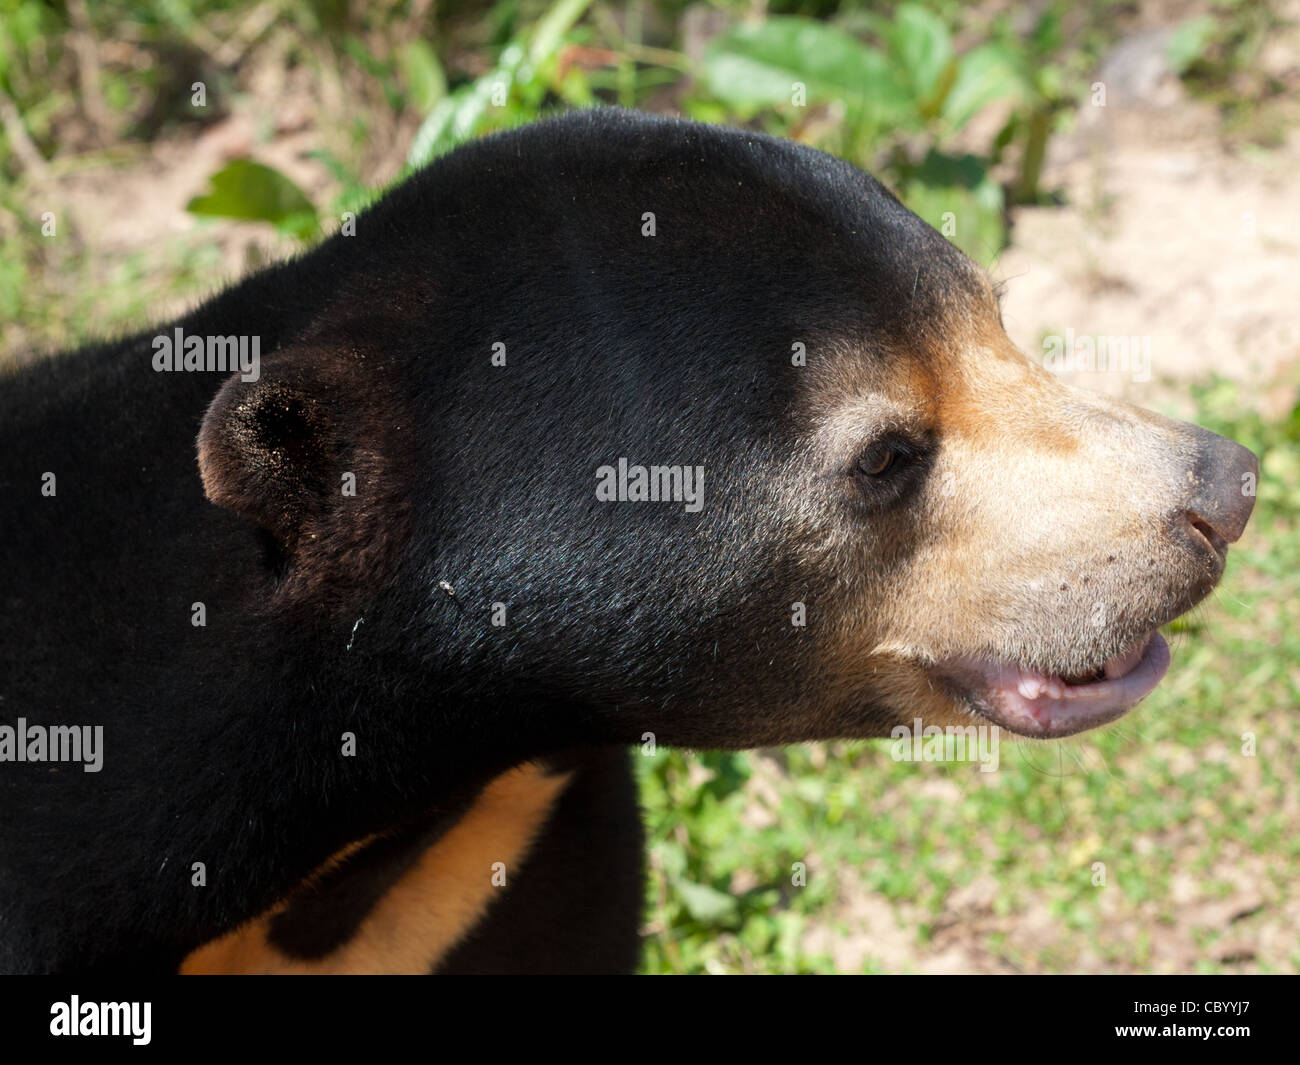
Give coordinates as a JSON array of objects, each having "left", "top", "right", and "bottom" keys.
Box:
[
  {"left": 699, "top": 751, "right": 751, "bottom": 801},
  {"left": 526, "top": 0, "right": 595, "bottom": 68},
  {"left": 1029, "top": 8, "right": 1064, "bottom": 58},
  {"left": 703, "top": 17, "right": 908, "bottom": 120},
  {"left": 408, "top": 0, "right": 594, "bottom": 168},
  {"left": 1167, "top": 16, "right": 1217, "bottom": 76},
  {"left": 397, "top": 39, "right": 447, "bottom": 113},
  {"left": 941, "top": 43, "right": 1025, "bottom": 131},
  {"left": 186, "top": 159, "right": 317, "bottom": 242},
  {"left": 880, "top": 3, "right": 953, "bottom": 102},
  {"left": 902, "top": 151, "right": 1006, "bottom": 261},
  {"left": 407, "top": 64, "right": 515, "bottom": 168},
  {"left": 1285, "top": 399, "right": 1300, "bottom": 444},
  {"left": 674, "top": 878, "right": 739, "bottom": 926}
]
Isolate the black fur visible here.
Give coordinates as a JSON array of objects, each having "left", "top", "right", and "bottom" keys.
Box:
[{"left": 0, "top": 108, "right": 973, "bottom": 973}]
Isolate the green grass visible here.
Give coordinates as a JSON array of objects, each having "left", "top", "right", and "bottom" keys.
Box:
[{"left": 0, "top": 216, "right": 230, "bottom": 364}]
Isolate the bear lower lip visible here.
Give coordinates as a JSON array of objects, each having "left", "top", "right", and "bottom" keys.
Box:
[{"left": 944, "top": 633, "right": 1171, "bottom": 739}]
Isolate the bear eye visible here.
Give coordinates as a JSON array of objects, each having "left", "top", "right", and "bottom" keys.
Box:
[
  {"left": 858, "top": 446, "right": 897, "bottom": 477},
  {"left": 849, "top": 435, "right": 930, "bottom": 507},
  {"left": 847, "top": 432, "right": 931, "bottom": 509},
  {"left": 857, "top": 440, "right": 909, "bottom": 478}
]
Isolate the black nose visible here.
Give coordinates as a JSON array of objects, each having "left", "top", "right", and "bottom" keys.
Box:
[{"left": 1184, "top": 427, "right": 1259, "bottom": 546}]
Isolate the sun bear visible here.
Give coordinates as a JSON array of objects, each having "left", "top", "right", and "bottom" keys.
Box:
[{"left": 0, "top": 109, "right": 1256, "bottom": 973}]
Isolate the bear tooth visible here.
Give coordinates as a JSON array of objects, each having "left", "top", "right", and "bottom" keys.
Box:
[{"left": 1017, "top": 671, "right": 1054, "bottom": 700}]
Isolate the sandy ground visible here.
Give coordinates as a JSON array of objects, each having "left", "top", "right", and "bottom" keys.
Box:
[{"left": 994, "top": 38, "right": 1300, "bottom": 420}]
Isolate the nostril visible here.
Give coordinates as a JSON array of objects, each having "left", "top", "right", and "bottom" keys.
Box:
[{"left": 1186, "top": 511, "right": 1228, "bottom": 556}]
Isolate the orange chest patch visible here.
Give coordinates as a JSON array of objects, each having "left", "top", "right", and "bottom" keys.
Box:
[{"left": 180, "top": 763, "right": 572, "bottom": 975}]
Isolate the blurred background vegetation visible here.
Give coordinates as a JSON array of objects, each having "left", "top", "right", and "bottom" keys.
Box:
[{"left": 1, "top": 0, "right": 1296, "bottom": 973}]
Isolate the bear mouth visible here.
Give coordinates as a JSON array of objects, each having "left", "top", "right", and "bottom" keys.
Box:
[{"left": 941, "top": 633, "right": 1172, "bottom": 739}]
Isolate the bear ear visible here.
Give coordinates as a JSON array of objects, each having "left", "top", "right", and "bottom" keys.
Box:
[
  {"left": 197, "top": 360, "right": 343, "bottom": 550},
  {"left": 196, "top": 347, "right": 412, "bottom": 595}
]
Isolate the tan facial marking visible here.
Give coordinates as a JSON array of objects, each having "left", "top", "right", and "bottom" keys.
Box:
[
  {"left": 180, "top": 762, "right": 572, "bottom": 974},
  {"left": 786, "top": 268, "right": 1244, "bottom": 739}
]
